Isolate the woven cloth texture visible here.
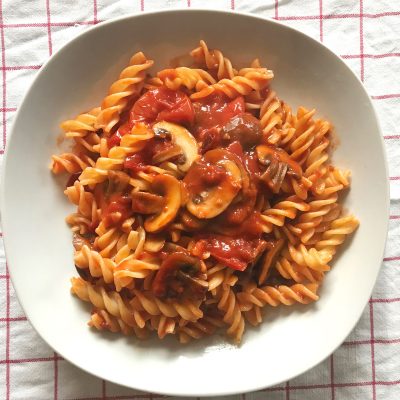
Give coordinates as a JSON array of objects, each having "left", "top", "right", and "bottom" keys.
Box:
[{"left": 0, "top": 1, "right": 399, "bottom": 399}]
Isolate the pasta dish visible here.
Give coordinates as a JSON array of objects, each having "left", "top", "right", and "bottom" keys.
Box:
[{"left": 51, "top": 41, "right": 359, "bottom": 344}]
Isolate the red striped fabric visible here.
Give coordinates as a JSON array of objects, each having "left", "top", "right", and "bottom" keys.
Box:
[{"left": 0, "top": 1, "right": 398, "bottom": 399}]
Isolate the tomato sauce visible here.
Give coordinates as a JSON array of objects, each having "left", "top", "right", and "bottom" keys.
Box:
[
  {"left": 108, "top": 87, "right": 194, "bottom": 148},
  {"left": 101, "top": 85, "right": 292, "bottom": 273},
  {"left": 102, "top": 194, "right": 132, "bottom": 228},
  {"left": 183, "top": 160, "right": 226, "bottom": 200},
  {"left": 192, "top": 235, "right": 266, "bottom": 271},
  {"left": 193, "top": 94, "right": 245, "bottom": 152}
]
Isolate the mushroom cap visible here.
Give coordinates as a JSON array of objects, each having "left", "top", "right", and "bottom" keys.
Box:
[
  {"left": 144, "top": 174, "right": 182, "bottom": 233},
  {"left": 153, "top": 121, "right": 199, "bottom": 172}
]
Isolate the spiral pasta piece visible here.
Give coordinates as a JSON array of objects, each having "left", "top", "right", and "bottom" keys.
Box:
[
  {"left": 79, "top": 124, "right": 154, "bottom": 186},
  {"left": 261, "top": 196, "right": 310, "bottom": 233},
  {"left": 74, "top": 245, "right": 116, "bottom": 283},
  {"left": 157, "top": 67, "right": 216, "bottom": 91},
  {"left": 95, "top": 52, "right": 154, "bottom": 134},
  {"left": 287, "top": 243, "right": 331, "bottom": 272},
  {"left": 287, "top": 194, "right": 339, "bottom": 244},
  {"left": 315, "top": 215, "right": 359, "bottom": 258},
  {"left": 61, "top": 107, "right": 101, "bottom": 139},
  {"left": 216, "top": 285, "right": 245, "bottom": 344},
  {"left": 191, "top": 69, "right": 273, "bottom": 100},
  {"left": 93, "top": 221, "right": 125, "bottom": 258},
  {"left": 71, "top": 277, "right": 139, "bottom": 327},
  {"left": 64, "top": 181, "right": 99, "bottom": 223},
  {"left": 149, "top": 315, "right": 176, "bottom": 339},
  {"left": 51, "top": 152, "right": 95, "bottom": 174},
  {"left": 190, "top": 40, "right": 237, "bottom": 79},
  {"left": 178, "top": 316, "right": 225, "bottom": 343},
  {"left": 89, "top": 309, "right": 136, "bottom": 336},
  {"left": 275, "top": 254, "right": 324, "bottom": 283},
  {"left": 131, "top": 290, "right": 203, "bottom": 322},
  {"left": 238, "top": 281, "right": 319, "bottom": 309}
]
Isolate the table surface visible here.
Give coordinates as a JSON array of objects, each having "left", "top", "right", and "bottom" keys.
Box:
[{"left": 0, "top": 1, "right": 399, "bottom": 399}]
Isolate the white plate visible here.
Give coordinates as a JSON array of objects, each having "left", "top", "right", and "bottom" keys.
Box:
[{"left": 0, "top": 9, "right": 389, "bottom": 397}]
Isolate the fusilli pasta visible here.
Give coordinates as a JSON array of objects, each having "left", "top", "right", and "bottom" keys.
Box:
[{"left": 52, "top": 42, "right": 358, "bottom": 344}]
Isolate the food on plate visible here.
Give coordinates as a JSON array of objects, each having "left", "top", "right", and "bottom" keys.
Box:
[{"left": 51, "top": 41, "right": 359, "bottom": 344}]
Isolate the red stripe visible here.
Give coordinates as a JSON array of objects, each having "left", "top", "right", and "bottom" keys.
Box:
[
  {"left": 0, "top": 0, "right": 7, "bottom": 159},
  {"left": 0, "top": 21, "right": 97, "bottom": 28},
  {"left": 0, "top": 274, "right": 9, "bottom": 278},
  {"left": 93, "top": 0, "right": 98, "bottom": 24},
  {"left": 285, "top": 381, "right": 290, "bottom": 400},
  {"left": 359, "top": 0, "right": 364, "bottom": 82},
  {"left": 390, "top": 215, "right": 400, "bottom": 220},
  {"left": 330, "top": 355, "right": 335, "bottom": 399},
  {"left": 140, "top": 0, "right": 144, "bottom": 12},
  {"left": 0, "top": 316, "right": 27, "bottom": 322},
  {"left": 5, "top": 264, "right": 10, "bottom": 399},
  {"left": 344, "top": 338, "right": 400, "bottom": 345},
  {"left": 372, "top": 94, "right": 400, "bottom": 100},
  {"left": 369, "top": 300, "right": 376, "bottom": 400},
  {"left": 263, "top": 380, "right": 400, "bottom": 391},
  {"left": 54, "top": 352, "right": 58, "bottom": 400},
  {"left": 276, "top": 11, "right": 400, "bottom": 21},
  {"left": 0, "top": 65, "right": 41, "bottom": 70},
  {"left": 389, "top": 176, "right": 400, "bottom": 180},
  {"left": 371, "top": 297, "right": 400, "bottom": 303},
  {"left": 384, "top": 134, "right": 400, "bottom": 139},
  {"left": 0, "top": 107, "right": 15, "bottom": 112},
  {"left": 45, "top": 0, "right": 52, "bottom": 56},
  {"left": 319, "top": 0, "right": 323, "bottom": 42},
  {"left": 275, "top": 0, "right": 278, "bottom": 19},
  {"left": 0, "top": 355, "right": 64, "bottom": 364},
  {"left": 384, "top": 256, "right": 400, "bottom": 261},
  {"left": 231, "top": 0, "right": 235, "bottom": 10},
  {"left": 342, "top": 52, "right": 400, "bottom": 59},
  {"left": 68, "top": 396, "right": 161, "bottom": 400},
  {"left": 187, "top": 0, "right": 191, "bottom": 6}
]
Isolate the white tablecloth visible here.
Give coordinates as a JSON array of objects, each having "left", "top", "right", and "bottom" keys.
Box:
[{"left": 0, "top": 1, "right": 399, "bottom": 399}]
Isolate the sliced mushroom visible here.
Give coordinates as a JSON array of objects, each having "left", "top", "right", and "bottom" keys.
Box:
[
  {"left": 179, "top": 209, "right": 208, "bottom": 231},
  {"left": 153, "top": 121, "right": 199, "bottom": 172},
  {"left": 72, "top": 233, "right": 94, "bottom": 251},
  {"left": 144, "top": 174, "right": 182, "bottom": 233},
  {"left": 256, "top": 145, "right": 302, "bottom": 193},
  {"left": 184, "top": 149, "right": 243, "bottom": 219},
  {"left": 221, "top": 113, "right": 262, "bottom": 149},
  {"left": 143, "top": 234, "right": 166, "bottom": 252},
  {"left": 152, "top": 253, "right": 208, "bottom": 299},
  {"left": 257, "top": 145, "right": 302, "bottom": 177},
  {"left": 131, "top": 191, "right": 164, "bottom": 214},
  {"left": 107, "top": 170, "right": 131, "bottom": 192},
  {"left": 151, "top": 143, "right": 183, "bottom": 164},
  {"left": 258, "top": 238, "right": 285, "bottom": 285}
]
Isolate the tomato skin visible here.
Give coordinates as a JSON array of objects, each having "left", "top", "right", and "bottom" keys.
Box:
[
  {"left": 132, "top": 87, "right": 195, "bottom": 125},
  {"left": 124, "top": 152, "right": 151, "bottom": 173},
  {"left": 192, "top": 235, "right": 265, "bottom": 271},
  {"left": 107, "top": 130, "right": 123, "bottom": 148},
  {"left": 102, "top": 194, "right": 132, "bottom": 228},
  {"left": 107, "top": 87, "right": 194, "bottom": 148},
  {"left": 193, "top": 94, "right": 245, "bottom": 152}
]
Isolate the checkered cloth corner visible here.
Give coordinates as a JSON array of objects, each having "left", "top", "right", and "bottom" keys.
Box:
[{"left": 0, "top": 0, "right": 399, "bottom": 399}]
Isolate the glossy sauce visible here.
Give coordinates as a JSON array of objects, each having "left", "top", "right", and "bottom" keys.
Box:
[
  {"left": 102, "top": 194, "right": 132, "bottom": 228},
  {"left": 193, "top": 94, "right": 245, "bottom": 152},
  {"left": 192, "top": 235, "right": 266, "bottom": 271},
  {"left": 108, "top": 87, "right": 194, "bottom": 148}
]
